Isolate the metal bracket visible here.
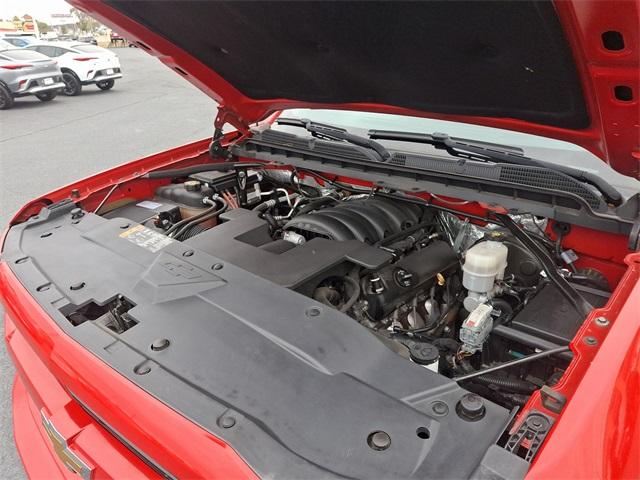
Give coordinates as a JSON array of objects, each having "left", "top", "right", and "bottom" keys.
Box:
[
  {"left": 209, "top": 106, "right": 251, "bottom": 160},
  {"left": 505, "top": 410, "right": 554, "bottom": 462}
]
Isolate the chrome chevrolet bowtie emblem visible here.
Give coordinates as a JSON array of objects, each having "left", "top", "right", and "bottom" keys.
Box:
[{"left": 40, "top": 410, "right": 93, "bottom": 480}]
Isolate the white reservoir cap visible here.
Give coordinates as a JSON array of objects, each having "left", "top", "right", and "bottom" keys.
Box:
[{"left": 462, "top": 241, "right": 508, "bottom": 293}]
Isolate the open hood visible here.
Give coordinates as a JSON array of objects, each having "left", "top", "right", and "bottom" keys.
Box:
[{"left": 70, "top": 1, "right": 639, "bottom": 178}]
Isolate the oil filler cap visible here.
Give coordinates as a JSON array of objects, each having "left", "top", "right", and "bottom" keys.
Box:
[{"left": 456, "top": 393, "right": 486, "bottom": 421}]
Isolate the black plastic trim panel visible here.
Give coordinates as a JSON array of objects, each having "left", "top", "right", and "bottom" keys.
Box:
[
  {"left": 233, "top": 131, "right": 635, "bottom": 235},
  {"left": 2, "top": 205, "right": 512, "bottom": 479}
]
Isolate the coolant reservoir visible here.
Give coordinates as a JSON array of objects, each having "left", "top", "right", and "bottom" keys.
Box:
[{"left": 462, "top": 241, "right": 508, "bottom": 311}]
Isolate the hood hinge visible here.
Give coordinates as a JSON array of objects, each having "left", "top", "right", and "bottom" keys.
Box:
[{"left": 209, "top": 106, "right": 251, "bottom": 160}]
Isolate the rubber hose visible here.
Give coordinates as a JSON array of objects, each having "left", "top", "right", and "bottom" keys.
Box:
[
  {"left": 263, "top": 212, "right": 278, "bottom": 231},
  {"left": 261, "top": 169, "right": 320, "bottom": 197},
  {"left": 173, "top": 198, "right": 227, "bottom": 239},
  {"left": 255, "top": 198, "right": 277, "bottom": 213},
  {"left": 296, "top": 196, "right": 336, "bottom": 215},
  {"left": 340, "top": 275, "right": 361, "bottom": 312},
  {"left": 313, "top": 287, "right": 341, "bottom": 308},
  {"left": 490, "top": 298, "right": 513, "bottom": 326},
  {"left": 165, "top": 204, "right": 218, "bottom": 235},
  {"left": 173, "top": 209, "right": 224, "bottom": 240},
  {"left": 177, "top": 223, "right": 208, "bottom": 240},
  {"left": 474, "top": 374, "right": 538, "bottom": 394}
]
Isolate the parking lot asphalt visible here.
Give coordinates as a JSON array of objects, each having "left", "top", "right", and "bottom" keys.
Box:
[{"left": 0, "top": 46, "right": 217, "bottom": 478}]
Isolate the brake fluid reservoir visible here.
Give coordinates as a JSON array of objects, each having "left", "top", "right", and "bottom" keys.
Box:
[{"left": 462, "top": 241, "right": 508, "bottom": 311}]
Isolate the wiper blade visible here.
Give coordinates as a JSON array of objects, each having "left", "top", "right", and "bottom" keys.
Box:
[
  {"left": 371, "top": 130, "right": 525, "bottom": 158},
  {"left": 369, "top": 130, "right": 622, "bottom": 206},
  {"left": 277, "top": 118, "right": 391, "bottom": 163}
]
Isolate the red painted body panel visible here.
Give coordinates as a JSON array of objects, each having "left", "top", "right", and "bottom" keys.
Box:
[
  {"left": 1, "top": 262, "right": 258, "bottom": 479},
  {"left": 6, "top": 138, "right": 212, "bottom": 226},
  {"left": 526, "top": 255, "right": 640, "bottom": 479},
  {"left": 68, "top": 0, "right": 640, "bottom": 177}
]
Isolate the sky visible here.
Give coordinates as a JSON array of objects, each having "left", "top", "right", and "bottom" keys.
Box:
[{"left": 0, "top": 0, "right": 72, "bottom": 21}]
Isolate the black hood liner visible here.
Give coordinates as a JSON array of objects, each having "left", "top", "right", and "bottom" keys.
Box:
[{"left": 108, "top": 0, "right": 589, "bottom": 129}]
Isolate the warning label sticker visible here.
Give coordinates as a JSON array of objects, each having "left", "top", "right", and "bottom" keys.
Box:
[
  {"left": 136, "top": 200, "right": 163, "bottom": 210},
  {"left": 119, "top": 225, "right": 173, "bottom": 253}
]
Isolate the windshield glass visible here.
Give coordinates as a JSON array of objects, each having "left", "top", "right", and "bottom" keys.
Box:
[
  {"left": 2, "top": 36, "right": 36, "bottom": 47},
  {"left": 282, "top": 108, "right": 640, "bottom": 195}
]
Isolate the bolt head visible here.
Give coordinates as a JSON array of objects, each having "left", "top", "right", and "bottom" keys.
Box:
[
  {"left": 457, "top": 393, "right": 486, "bottom": 421},
  {"left": 431, "top": 401, "right": 449, "bottom": 416},
  {"left": 367, "top": 431, "right": 391, "bottom": 451},
  {"left": 526, "top": 414, "right": 550, "bottom": 433},
  {"left": 70, "top": 208, "right": 84, "bottom": 220},
  {"left": 595, "top": 316, "right": 610, "bottom": 327},
  {"left": 220, "top": 416, "right": 236, "bottom": 428}
]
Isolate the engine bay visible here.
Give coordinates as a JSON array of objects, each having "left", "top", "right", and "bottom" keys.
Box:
[
  {"left": 3, "top": 146, "right": 634, "bottom": 478},
  {"left": 100, "top": 164, "right": 612, "bottom": 413}
]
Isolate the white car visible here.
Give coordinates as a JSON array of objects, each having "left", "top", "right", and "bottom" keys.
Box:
[{"left": 26, "top": 41, "right": 122, "bottom": 96}]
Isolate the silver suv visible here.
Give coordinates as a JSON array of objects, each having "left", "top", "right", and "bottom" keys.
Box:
[{"left": 0, "top": 46, "right": 65, "bottom": 110}]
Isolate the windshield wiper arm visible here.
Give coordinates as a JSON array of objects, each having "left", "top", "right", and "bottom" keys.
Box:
[
  {"left": 369, "top": 130, "right": 622, "bottom": 206},
  {"left": 277, "top": 118, "right": 391, "bottom": 162}
]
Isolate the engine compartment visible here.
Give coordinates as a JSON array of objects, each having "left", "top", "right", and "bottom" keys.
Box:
[
  {"left": 3, "top": 145, "right": 635, "bottom": 478},
  {"left": 100, "top": 164, "right": 612, "bottom": 412}
]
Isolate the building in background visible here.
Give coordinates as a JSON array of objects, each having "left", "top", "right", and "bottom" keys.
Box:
[
  {"left": 0, "top": 14, "right": 38, "bottom": 37},
  {"left": 0, "top": 9, "right": 111, "bottom": 44},
  {"left": 46, "top": 12, "right": 78, "bottom": 39}
]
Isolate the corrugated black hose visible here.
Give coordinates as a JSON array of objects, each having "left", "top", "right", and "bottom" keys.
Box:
[
  {"left": 474, "top": 374, "right": 538, "bottom": 394},
  {"left": 172, "top": 198, "right": 228, "bottom": 240}
]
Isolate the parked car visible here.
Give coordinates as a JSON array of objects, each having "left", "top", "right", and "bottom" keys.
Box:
[
  {"left": 1, "top": 1, "right": 639, "bottom": 480},
  {"left": 78, "top": 36, "right": 98, "bottom": 45},
  {"left": 0, "top": 47, "right": 65, "bottom": 109},
  {"left": 0, "top": 35, "right": 37, "bottom": 48},
  {"left": 26, "top": 41, "right": 122, "bottom": 95},
  {"left": 0, "top": 38, "right": 14, "bottom": 50}
]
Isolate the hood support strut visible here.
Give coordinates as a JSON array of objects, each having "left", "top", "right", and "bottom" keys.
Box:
[{"left": 494, "top": 213, "right": 593, "bottom": 318}]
